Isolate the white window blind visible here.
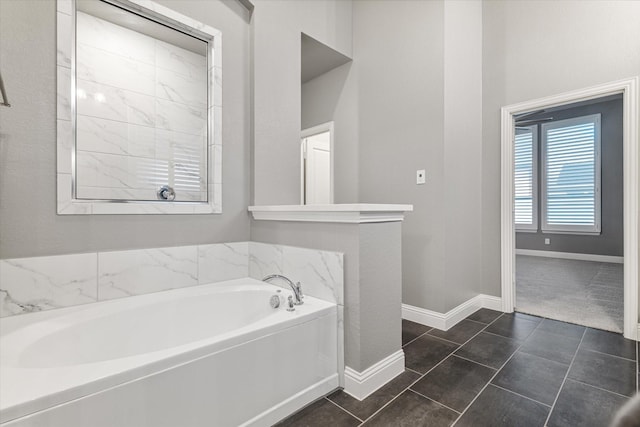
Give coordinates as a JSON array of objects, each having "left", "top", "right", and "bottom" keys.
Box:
[
  {"left": 541, "top": 114, "right": 601, "bottom": 234},
  {"left": 514, "top": 125, "right": 537, "bottom": 230}
]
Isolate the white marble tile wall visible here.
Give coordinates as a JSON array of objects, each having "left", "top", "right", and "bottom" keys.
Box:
[
  {"left": 198, "top": 242, "right": 249, "bottom": 284},
  {"left": 0, "top": 243, "right": 245, "bottom": 318},
  {"left": 75, "top": 11, "right": 207, "bottom": 202},
  {"left": 0, "top": 242, "right": 343, "bottom": 318},
  {"left": 0, "top": 254, "right": 98, "bottom": 317},
  {"left": 249, "top": 242, "right": 344, "bottom": 305},
  {"left": 98, "top": 246, "right": 198, "bottom": 300}
]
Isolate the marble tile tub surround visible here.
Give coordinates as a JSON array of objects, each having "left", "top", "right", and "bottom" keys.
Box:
[
  {"left": 0, "top": 242, "right": 343, "bottom": 317},
  {"left": 249, "top": 242, "right": 344, "bottom": 306}
]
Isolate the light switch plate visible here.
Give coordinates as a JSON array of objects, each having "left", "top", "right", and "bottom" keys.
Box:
[{"left": 416, "top": 170, "right": 426, "bottom": 185}]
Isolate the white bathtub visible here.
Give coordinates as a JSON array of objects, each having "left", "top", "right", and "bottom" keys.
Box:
[{"left": 0, "top": 278, "right": 338, "bottom": 426}]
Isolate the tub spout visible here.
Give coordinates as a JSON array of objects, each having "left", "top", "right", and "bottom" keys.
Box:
[{"left": 262, "top": 274, "right": 304, "bottom": 305}]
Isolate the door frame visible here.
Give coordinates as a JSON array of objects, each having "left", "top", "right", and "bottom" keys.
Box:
[
  {"left": 300, "top": 121, "right": 334, "bottom": 204},
  {"left": 500, "top": 77, "right": 639, "bottom": 339}
]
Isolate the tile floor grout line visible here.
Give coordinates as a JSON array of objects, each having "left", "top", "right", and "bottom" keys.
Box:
[
  {"left": 566, "top": 377, "right": 636, "bottom": 399},
  {"left": 465, "top": 318, "right": 493, "bottom": 326},
  {"left": 451, "top": 354, "right": 499, "bottom": 371},
  {"left": 579, "top": 346, "right": 637, "bottom": 362},
  {"left": 490, "top": 383, "right": 552, "bottom": 408},
  {"left": 407, "top": 388, "right": 461, "bottom": 414},
  {"left": 517, "top": 347, "right": 573, "bottom": 367},
  {"left": 481, "top": 329, "right": 530, "bottom": 342},
  {"left": 542, "top": 327, "right": 588, "bottom": 427},
  {"left": 405, "top": 367, "right": 422, "bottom": 375},
  {"left": 322, "top": 396, "right": 364, "bottom": 423},
  {"left": 424, "top": 333, "right": 466, "bottom": 346},
  {"left": 357, "top": 311, "right": 507, "bottom": 425},
  {"left": 402, "top": 327, "right": 434, "bottom": 348},
  {"left": 450, "top": 316, "right": 547, "bottom": 426},
  {"left": 346, "top": 312, "right": 505, "bottom": 426},
  {"left": 356, "top": 354, "right": 454, "bottom": 425}
]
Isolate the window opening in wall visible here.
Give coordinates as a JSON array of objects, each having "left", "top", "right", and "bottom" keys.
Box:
[
  {"left": 514, "top": 125, "right": 538, "bottom": 231},
  {"left": 514, "top": 114, "right": 601, "bottom": 235},
  {"left": 541, "top": 114, "right": 601, "bottom": 234}
]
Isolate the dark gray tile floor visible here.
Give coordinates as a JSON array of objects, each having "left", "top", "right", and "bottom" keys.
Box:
[{"left": 275, "top": 310, "right": 638, "bottom": 426}]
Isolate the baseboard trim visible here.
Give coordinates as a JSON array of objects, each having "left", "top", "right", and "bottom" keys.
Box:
[
  {"left": 245, "top": 374, "right": 339, "bottom": 427},
  {"left": 403, "top": 294, "right": 503, "bottom": 331},
  {"left": 343, "top": 350, "right": 405, "bottom": 401},
  {"left": 516, "top": 249, "right": 623, "bottom": 264}
]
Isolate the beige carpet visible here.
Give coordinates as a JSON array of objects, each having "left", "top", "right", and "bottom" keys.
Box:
[{"left": 516, "top": 255, "right": 624, "bottom": 333}]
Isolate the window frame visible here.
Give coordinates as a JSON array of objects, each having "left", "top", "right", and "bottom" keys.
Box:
[
  {"left": 514, "top": 125, "right": 539, "bottom": 232},
  {"left": 540, "top": 114, "right": 602, "bottom": 235}
]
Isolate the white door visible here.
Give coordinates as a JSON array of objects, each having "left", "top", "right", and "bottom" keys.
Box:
[{"left": 302, "top": 131, "right": 331, "bottom": 204}]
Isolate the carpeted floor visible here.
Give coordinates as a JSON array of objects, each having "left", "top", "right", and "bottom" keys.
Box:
[{"left": 516, "top": 255, "right": 624, "bottom": 333}]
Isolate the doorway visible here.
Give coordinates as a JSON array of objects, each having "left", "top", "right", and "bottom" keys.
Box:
[
  {"left": 301, "top": 122, "right": 334, "bottom": 205},
  {"left": 513, "top": 96, "right": 623, "bottom": 331},
  {"left": 500, "top": 78, "right": 639, "bottom": 340}
]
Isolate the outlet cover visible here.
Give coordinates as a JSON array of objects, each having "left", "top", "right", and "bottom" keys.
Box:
[
  {"left": 544, "top": 238, "right": 550, "bottom": 245},
  {"left": 416, "top": 170, "right": 426, "bottom": 185}
]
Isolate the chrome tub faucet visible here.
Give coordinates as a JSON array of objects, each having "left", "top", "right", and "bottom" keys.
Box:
[{"left": 262, "top": 274, "right": 304, "bottom": 305}]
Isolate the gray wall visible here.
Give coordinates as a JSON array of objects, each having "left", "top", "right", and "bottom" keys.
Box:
[
  {"left": 353, "top": 0, "right": 483, "bottom": 313},
  {"left": 252, "top": 0, "right": 352, "bottom": 205},
  {"left": 481, "top": 0, "right": 640, "bottom": 298},
  {"left": 0, "top": 0, "right": 252, "bottom": 259},
  {"left": 301, "top": 62, "right": 359, "bottom": 203},
  {"left": 302, "top": 1, "right": 486, "bottom": 313},
  {"left": 516, "top": 98, "right": 624, "bottom": 256}
]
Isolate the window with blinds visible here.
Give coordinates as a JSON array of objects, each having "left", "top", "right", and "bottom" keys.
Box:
[
  {"left": 514, "top": 125, "right": 538, "bottom": 230},
  {"left": 541, "top": 114, "right": 601, "bottom": 234}
]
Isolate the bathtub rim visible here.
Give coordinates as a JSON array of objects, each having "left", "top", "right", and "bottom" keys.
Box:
[{"left": 0, "top": 278, "right": 337, "bottom": 424}]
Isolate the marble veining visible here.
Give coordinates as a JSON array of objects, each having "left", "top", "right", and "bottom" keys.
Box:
[
  {"left": 282, "top": 246, "right": 344, "bottom": 305},
  {"left": 76, "top": 79, "right": 156, "bottom": 127},
  {"left": 0, "top": 254, "right": 98, "bottom": 317},
  {"left": 249, "top": 242, "right": 284, "bottom": 279},
  {"left": 155, "top": 98, "right": 206, "bottom": 135},
  {"left": 198, "top": 242, "right": 249, "bottom": 284},
  {"left": 2, "top": 242, "right": 343, "bottom": 317},
  {"left": 249, "top": 242, "right": 344, "bottom": 305},
  {"left": 155, "top": 39, "right": 207, "bottom": 80},
  {"left": 76, "top": 115, "right": 156, "bottom": 158},
  {"left": 76, "top": 150, "right": 162, "bottom": 192},
  {"left": 156, "top": 67, "right": 207, "bottom": 108},
  {"left": 56, "top": 66, "right": 71, "bottom": 121},
  {"left": 77, "top": 43, "right": 156, "bottom": 97},
  {"left": 77, "top": 12, "right": 156, "bottom": 65},
  {"left": 98, "top": 246, "right": 198, "bottom": 301},
  {"left": 56, "top": 11, "right": 72, "bottom": 68}
]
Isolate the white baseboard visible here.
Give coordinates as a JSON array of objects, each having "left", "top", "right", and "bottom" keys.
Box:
[
  {"left": 244, "top": 374, "right": 339, "bottom": 427},
  {"left": 516, "top": 249, "right": 623, "bottom": 264},
  {"left": 403, "top": 294, "right": 503, "bottom": 331},
  {"left": 343, "top": 350, "right": 405, "bottom": 401}
]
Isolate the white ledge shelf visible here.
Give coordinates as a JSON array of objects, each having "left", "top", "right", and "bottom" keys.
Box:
[{"left": 248, "top": 204, "right": 413, "bottom": 224}]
